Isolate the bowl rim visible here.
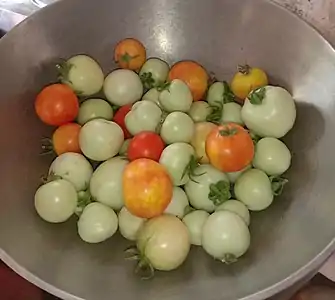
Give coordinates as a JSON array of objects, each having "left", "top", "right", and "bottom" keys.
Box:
[{"left": 1, "top": 0, "right": 335, "bottom": 299}]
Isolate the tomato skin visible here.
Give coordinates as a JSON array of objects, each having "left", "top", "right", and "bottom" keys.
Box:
[
  {"left": 52, "top": 123, "right": 81, "bottom": 155},
  {"left": 123, "top": 158, "right": 173, "bottom": 218},
  {"left": 168, "top": 61, "right": 209, "bottom": 101},
  {"left": 206, "top": 123, "right": 254, "bottom": 173},
  {"left": 35, "top": 84, "right": 79, "bottom": 126},
  {"left": 114, "top": 38, "right": 146, "bottom": 71},
  {"left": 113, "top": 104, "right": 132, "bottom": 139},
  {"left": 128, "top": 132, "right": 165, "bottom": 162}
]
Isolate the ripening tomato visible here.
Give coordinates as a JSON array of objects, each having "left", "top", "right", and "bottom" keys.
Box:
[
  {"left": 206, "top": 123, "right": 254, "bottom": 173},
  {"left": 230, "top": 65, "right": 268, "bottom": 101},
  {"left": 128, "top": 132, "right": 165, "bottom": 162},
  {"left": 114, "top": 38, "right": 146, "bottom": 71},
  {"left": 123, "top": 158, "right": 173, "bottom": 218},
  {"left": 168, "top": 61, "right": 209, "bottom": 101},
  {"left": 52, "top": 123, "right": 81, "bottom": 155},
  {"left": 35, "top": 84, "right": 79, "bottom": 126},
  {"left": 113, "top": 104, "right": 132, "bottom": 139}
]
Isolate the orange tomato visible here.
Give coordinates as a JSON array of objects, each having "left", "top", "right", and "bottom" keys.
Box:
[
  {"left": 206, "top": 123, "right": 254, "bottom": 173},
  {"left": 114, "top": 38, "right": 146, "bottom": 71},
  {"left": 123, "top": 158, "right": 173, "bottom": 218},
  {"left": 52, "top": 123, "right": 81, "bottom": 155},
  {"left": 35, "top": 84, "right": 79, "bottom": 126},
  {"left": 168, "top": 61, "right": 209, "bottom": 101}
]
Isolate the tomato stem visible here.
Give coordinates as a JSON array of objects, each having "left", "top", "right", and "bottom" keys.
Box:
[
  {"left": 238, "top": 64, "right": 250, "bottom": 75},
  {"left": 140, "top": 72, "right": 156, "bottom": 90},
  {"left": 182, "top": 155, "right": 205, "bottom": 183},
  {"left": 221, "top": 253, "right": 238, "bottom": 264},
  {"left": 40, "top": 137, "right": 54, "bottom": 155},
  {"left": 208, "top": 180, "right": 231, "bottom": 206},
  {"left": 270, "top": 176, "right": 289, "bottom": 196},
  {"left": 247, "top": 87, "right": 266, "bottom": 105},
  {"left": 219, "top": 128, "right": 238, "bottom": 136}
]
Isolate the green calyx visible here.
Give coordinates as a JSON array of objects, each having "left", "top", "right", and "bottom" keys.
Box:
[
  {"left": 220, "top": 253, "right": 238, "bottom": 264},
  {"left": 119, "top": 52, "right": 139, "bottom": 63},
  {"left": 248, "top": 87, "right": 266, "bottom": 105},
  {"left": 270, "top": 176, "right": 289, "bottom": 196},
  {"left": 140, "top": 72, "right": 155, "bottom": 90},
  {"left": 208, "top": 180, "right": 231, "bottom": 206},
  {"left": 219, "top": 128, "right": 238, "bottom": 136},
  {"left": 125, "top": 246, "right": 155, "bottom": 280},
  {"left": 75, "top": 190, "right": 93, "bottom": 216}
]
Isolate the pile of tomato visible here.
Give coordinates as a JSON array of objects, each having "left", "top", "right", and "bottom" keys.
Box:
[{"left": 34, "top": 38, "right": 296, "bottom": 277}]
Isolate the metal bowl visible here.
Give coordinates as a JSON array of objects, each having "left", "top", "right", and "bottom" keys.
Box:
[{"left": 0, "top": 0, "right": 335, "bottom": 299}]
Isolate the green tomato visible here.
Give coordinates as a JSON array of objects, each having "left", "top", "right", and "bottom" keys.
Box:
[
  {"left": 207, "top": 82, "right": 225, "bottom": 106},
  {"left": 139, "top": 58, "right": 170, "bottom": 89},
  {"left": 159, "top": 143, "right": 195, "bottom": 186},
  {"left": 241, "top": 86, "right": 296, "bottom": 138},
  {"left": 159, "top": 79, "right": 193, "bottom": 112},
  {"left": 119, "top": 139, "right": 132, "bottom": 156},
  {"left": 125, "top": 100, "right": 162, "bottom": 135},
  {"left": 118, "top": 207, "right": 146, "bottom": 241},
  {"left": 77, "top": 98, "right": 113, "bottom": 125},
  {"left": 78, "top": 202, "right": 118, "bottom": 243},
  {"left": 160, "top": 112, "right": 194, "bottom": 144},
  {"left": 60, "top": 55, "right": 104, "bottom": 96},
  {"left": 184, "top": 164, "right": 230, "bottom": 213},
  {"left": 79, "top": 119, "right": 124, "bottom": 161},
  {"left": 104, "top": 69, "right": 143, "bottom": 106},
  {"left": 188, "top": 101, "right": 212, "bottom": 122},
  {"left": 216, "top": 200, "right": 250, "bottom": 226},
  {"left": 234, "top": 169, "right": 274, "bottom": 211},
  {"left": 142, "top": 88, "right": 161, "bottom": 107},
  {"left": 221, "top": 102, "right": 244, "bottom": 125},
  {"left": 90, "top": 157, "right": 128, "bottom": 210},
  {"left": 164, "top": 187, "right": 190, "bottom": 218},
  {"left": 227, "top": 165, "right": 251, "bottom": 183},
  {"left": 182, "top": 210, "right": 210, "bottom": 246},
  {"left": 253, "top": 137, "right": 291, "bottom": 176},
  {"left": 202, "top": 211, "right": 250, "bottom": 262},
  {"left": 35, "top": 179, "right": 77, "bottom": 223}
]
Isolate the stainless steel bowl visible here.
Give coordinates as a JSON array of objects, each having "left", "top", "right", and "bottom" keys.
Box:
[{"left": 0, "top": 0, "right": 335, "bottom": 299}]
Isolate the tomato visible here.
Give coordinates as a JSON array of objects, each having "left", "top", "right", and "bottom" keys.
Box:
[
  {"left": 113, "top": 104, "right": 132, "bottom": 138},
  {"left": 52, "top": 123, "right": 81, "bottom": 155},
  {"left": 114, "top": 38, "right": 146, "bottom": 71},
  {"left": 128, "top": 132, "right": 165, "bottom": 162},
  {"left": 230, "top": 65, "right": 268, "bottom": 101},
  {"left": 123, "top": 158, "right": 173, "bottom": 218},
  {"left": 35, "top": 84, "right": 79, "bottom": 126},
  {"left": 206, "top": 123, "right": 254, "bottom": 173},
  {"left": 168, "top": 61, "right": 209, "bottom": 101}
]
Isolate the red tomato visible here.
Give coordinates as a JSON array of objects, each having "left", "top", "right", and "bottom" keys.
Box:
[
  {"left": 123, "top": 158, "right": 173, "bottom": 218},
  {"left": 128, "top": 132, "right": 165, "bottom": 162},
  {"left": 35, "top": 84, "right": 79, "bottom": 126},
  {"left": 0, "top": 264, "right": 43, "bottom": 300},
  {"left": 113, "top": 104, "right": 132, "bottom": 139},
  {"left": 206, "top": 123, "right": 254, "bottom": 173},
  {"left": 52, "top": 123, "right": 81, "bottom": 155}
]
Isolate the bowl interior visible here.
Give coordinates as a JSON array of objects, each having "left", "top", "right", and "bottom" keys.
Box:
[{"left": 0, "top": 0, "right": 335, "bottom": 300}]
